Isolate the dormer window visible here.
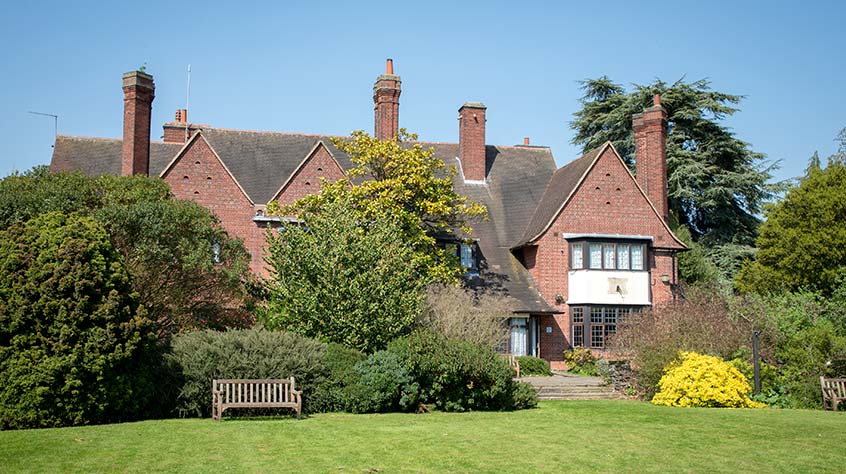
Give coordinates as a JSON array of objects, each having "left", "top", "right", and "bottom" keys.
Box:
[
  {"left": 460, "top": 243, "right": 478, "bottom": 274},
  {"left": 442, "top": 241, "right": 479, "bottom": 276}
]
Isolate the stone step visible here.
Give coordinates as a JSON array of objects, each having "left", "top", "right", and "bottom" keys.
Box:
[{"left": 539, "top": 394, "right": 622, "bottom": 400}]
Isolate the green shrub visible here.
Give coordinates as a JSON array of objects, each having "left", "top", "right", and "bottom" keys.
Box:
[
  {"left": 517, "top": 356, "right": 552, "bottom": 376},
  {"left": 388, "top": 330, "right": 520, "bottom": 411},
  {"left": 308, "top": 343, "right": 365, "bottom": 413},
  {"left": 609, "top": 287, "right": 762, "bottom": 398},
  {"left": 564, "top": 348, "right": 599, "bottom": 376},
  {"left": 0, "top": 212, "right": 156, "bottom": 429},
  {"left": 509, "top": 382, "right": 539, "bottom": 409},
  {"left": 167, "top": 328, "right": 328, "bottom": 417},
  {"left": 652, "top": 352, "right": 765, "bottom": 408},
  {"left": 343, "top": 351, "right": 416, "bottom": 413}
]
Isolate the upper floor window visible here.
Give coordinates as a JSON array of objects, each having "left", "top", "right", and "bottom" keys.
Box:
[
  {"left": 444, "top": 241, "right": 479, "bottom": 276},
  {"left": 570, "top": 240, "right": 646, "bottom": 271}
]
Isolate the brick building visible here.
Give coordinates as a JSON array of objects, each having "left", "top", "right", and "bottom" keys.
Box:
[{"left": 51, "top": 61, "right": 685, "bottom": 368}]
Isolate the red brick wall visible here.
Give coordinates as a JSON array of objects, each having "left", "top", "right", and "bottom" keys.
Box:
[
  {"left": 162, "top": 137, "right": 268, "bottom": 274},
  {"left": 528, "top": 146, "right": 681, "bottom": 368},
  {"left": 275, "top": 145, "right": 345, "bottom": 207},
  {"left": 459, "top": 104, "right": 486, "bottom": 182}
]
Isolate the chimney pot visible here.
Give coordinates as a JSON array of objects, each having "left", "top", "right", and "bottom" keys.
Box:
[
  {"left": 386, "top": 58, "right": 393, "bottom": 75},
  {"left": 524, "top": 137, "right": 530, "bottom": 146},
  {"left": 653, "top": 94, "right": 661, "bottom": 107}
]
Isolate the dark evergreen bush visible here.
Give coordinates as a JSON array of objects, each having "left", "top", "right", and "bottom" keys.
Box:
[
  {"left": 517, "top": 356, "right": 552, "bottom": 376},
  {"left": 0, "top": 212, "right": 156, "bottom": 428},
  {"left": 343, "top": 351, "right": 416, "bottom": 413},
  {"left": 388, "top": 330, "right": 521, "bottom": 411},
  {"left": 167, "top": 328, "right": 327, "bottom": 417},
  {"left": 308, "top": 343, "right": 365, "bottom": 413}
]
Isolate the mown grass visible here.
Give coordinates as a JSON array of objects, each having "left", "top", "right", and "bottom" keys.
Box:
[{"left": 1, "top": 400, "right": 843, "bottom": 473}]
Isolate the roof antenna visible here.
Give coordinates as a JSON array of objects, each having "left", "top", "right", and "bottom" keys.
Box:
[
  {"left": 185, "top": 64, "right": 191, "bottom": 142},
  {"left": 28, "top": 110, "right": 58, "bottom": 147}
]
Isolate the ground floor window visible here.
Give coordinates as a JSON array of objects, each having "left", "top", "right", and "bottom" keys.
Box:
[{"left": 570, "top": 305, "right": 641, "bottom": 349}]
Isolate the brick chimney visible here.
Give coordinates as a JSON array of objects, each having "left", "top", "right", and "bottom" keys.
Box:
[
  {"left": 163, "top": 109, "right": 199, "bottom": 143},
  {"left": 458, "top": 102, "right": 487, "bottom": 182},
  {"left": 632, "top": 94, "right": 668, "bottom": 220},
  {"left": 373, "top": 59, "right": 401, "bottom": 141},
  {"left": 121, "top": 70, "right": 155, "bottom": 176}
]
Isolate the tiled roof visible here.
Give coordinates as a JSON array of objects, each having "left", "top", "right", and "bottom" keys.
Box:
[
  {"left": 50, "top": 136, "right": 182, "bottom": 177},
  {"left": 444, "top": 144, "right": 559, "bottom": 312},
  {"left": 515, "top": 143, "right": 606, "bottom": 247},
  {"left": 200, "top": 129, "right": 353, "bottom": 204},
  {"left": 48, "top": 131, "right": 558, "bottom": 313}
]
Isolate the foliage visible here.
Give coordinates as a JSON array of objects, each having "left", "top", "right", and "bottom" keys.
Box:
[
  {"left": 387, "top": 330, "right": 521, "bottom": 411},
  {"left": 417, "top": 284, "right": 512, "bottom": 349},
  {"left": 571, "top": 77, "right": 778, "bottom": 277},
  {"left": 289, "top": 130, "right": 487, "bottom": 283},
  {"left": 264, "top": 196, "right": 425, "bottom": 353},
  {"left": 510, "top": 382, "right": 540, "bottom": 409},
  {"left": 736, "top": 152, "right": 846, "bottom": 296},
  {"left": 167, "top": 328, "right": 328, "bottom": 418},
  {"left": 516, "top": 356, "right": 552, "bottom": 376},
  {"left": 673, "top": 223, "right": 723, "bottom": 286},
  {"left": 564, "top": 348, "right": 599, "bottom": 376},
  {"left": 769, "top": 320, "right": 846, "bottom": 408},
  {"left": 342, "top": 351, "right": 416, "bottom": 413},
  {"left": 0, "top": 168, "right": 253, "bottom": 340},
  {"left": 609, "top": 286, "right": 763, "bottom": 398},
  {"left": 308, "top": 343, "right": 365, "bottom": 413},
  {"left": 652, "top": 352, "right": 765, "bottom": 408},
  {"left": 0, "top": 212, "right": 155, "bottom": 428}
]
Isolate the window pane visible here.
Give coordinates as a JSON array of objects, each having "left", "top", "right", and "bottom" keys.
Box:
[
  {"left": 617, "top": 244, "right": 630, "bottom": 270},
  {"left": 631, "top": 244, "right": 644, "bottom": 270},
  {"left": 572, "top": 307, "right": 584, "bottom": 323},
  {"left": 573, "top": 325, "right": 583, "bottom": 347},
  {"left": 591, "top": 325, "right": 604, "bottom": 348},
  {"left": 460, "top": 243, "right": 475, "bottom": 270},
  {"left": 589, "top": 244, "right": 602, "bottom": 269},
  {"left": 606, "top": 308, "right": 617, "bottom": 324},
  {"left": 590, "top": 307, "right": 603, "bottom": 323},
  {"left": 571, "top": 243, "right": 583, "bottom": 269},
  {"left": 603, "top": 244, "right": 615, "bottom": 269}
]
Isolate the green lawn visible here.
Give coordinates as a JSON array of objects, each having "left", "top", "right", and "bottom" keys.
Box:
[{"left": 1, "top": 400, "right": 843, "bottom": 473}]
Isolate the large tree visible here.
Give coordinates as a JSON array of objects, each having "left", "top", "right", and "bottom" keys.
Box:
[
  {"left": 0, "top": 167, "right": 253, "bottom": 340},
  {"left": 280, "top": 130, "right": 487, "bottom": 284},
  {"left": 571, "top": 77, "right": 778, "bottom": 278},
  {"left": 264, "top": 196, "right": 425, "bottom": 353},
  {"left": 736, "top": 132, "right": 846, "bottom": 296}
]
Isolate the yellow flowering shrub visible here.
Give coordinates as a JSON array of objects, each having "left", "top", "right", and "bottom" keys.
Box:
[{"left": 652, "top": 352, "right": 766, "bottom": 408}]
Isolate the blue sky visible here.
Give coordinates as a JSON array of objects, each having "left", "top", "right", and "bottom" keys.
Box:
[{"left": 1, "top": 0, "right": 843, "bottom": 184}]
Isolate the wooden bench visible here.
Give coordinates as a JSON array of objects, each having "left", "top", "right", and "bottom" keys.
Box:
[
  {"left": 820, "top": 376, "right": 846, "bottom": 411},
  {"left": 500, "top": 354, "right": 521, "bottom": 378},
  {"left": 212, "top": 378, "right": 302, "bottom": 420}
]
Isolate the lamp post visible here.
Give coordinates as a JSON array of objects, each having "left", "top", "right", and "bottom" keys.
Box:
[{"left": 752, "top": 331, "right": 761, "bottom": 395}]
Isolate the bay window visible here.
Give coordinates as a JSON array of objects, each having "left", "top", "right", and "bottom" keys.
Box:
[{"left": 570, "top": 240, "right": 647, "bottom": 271}]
